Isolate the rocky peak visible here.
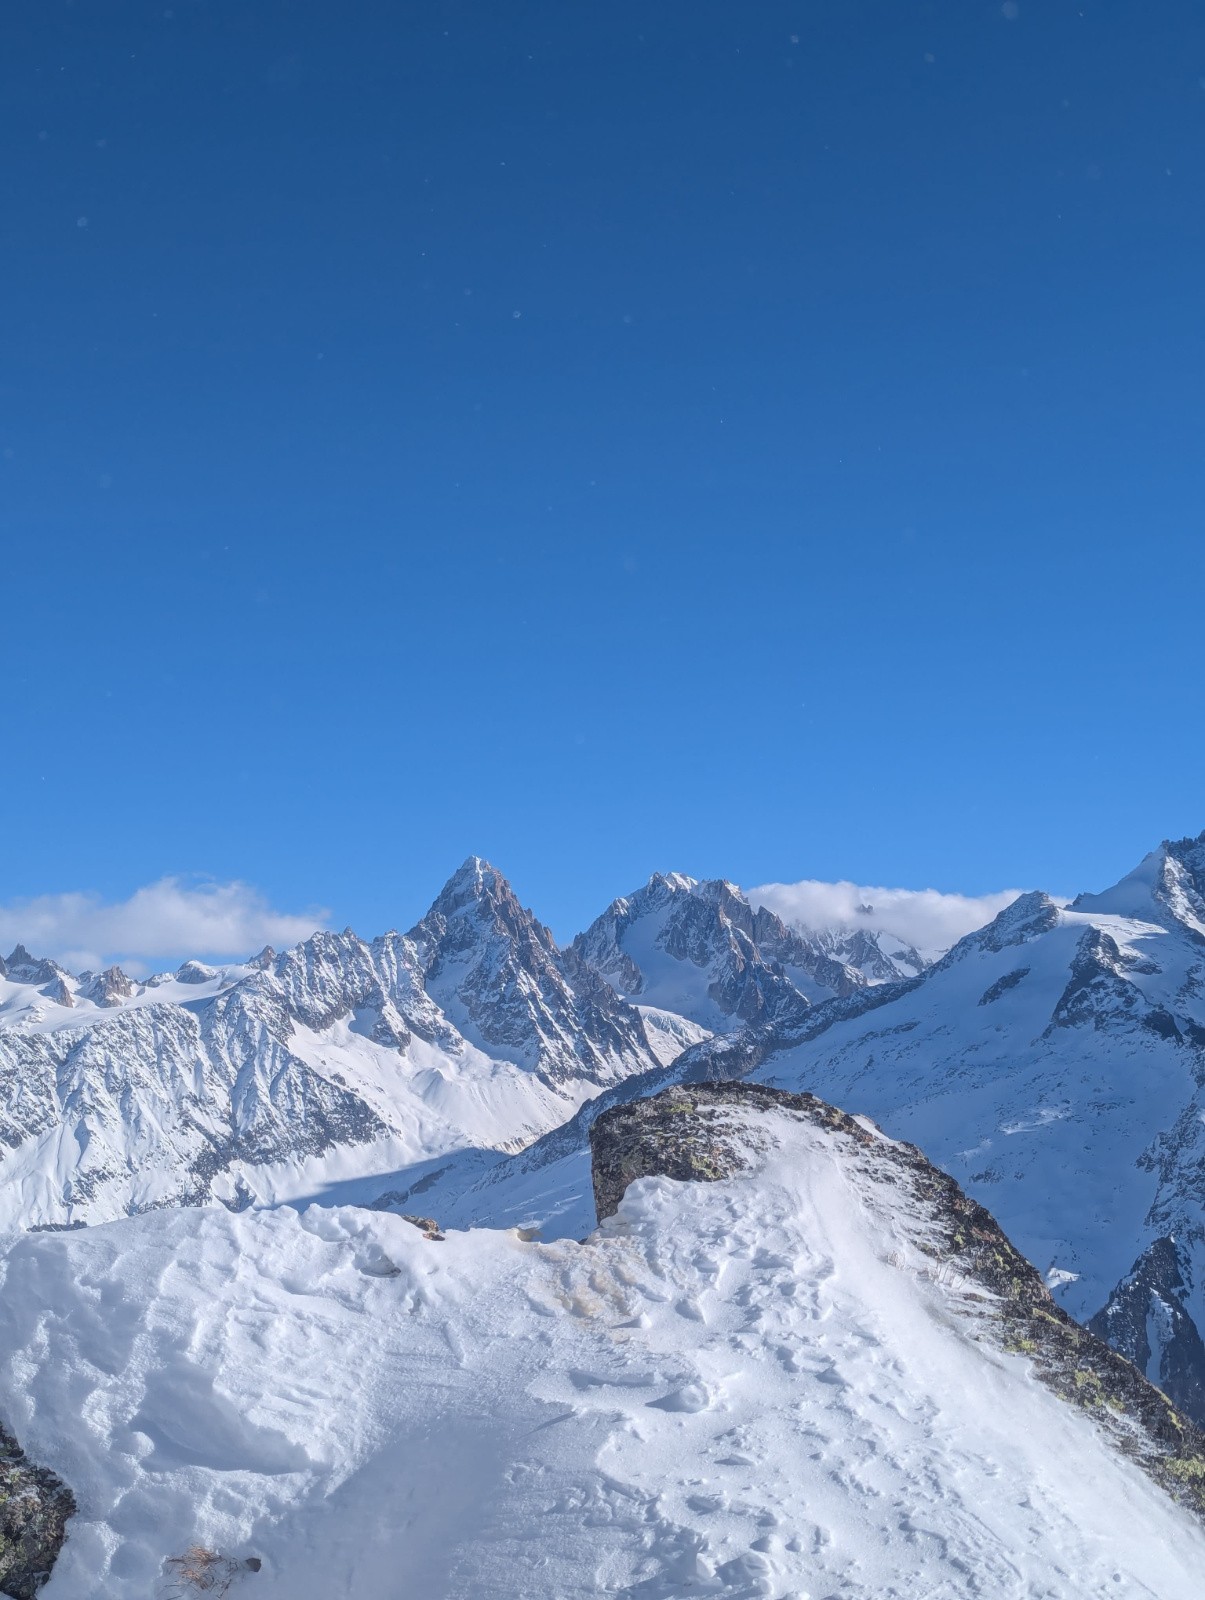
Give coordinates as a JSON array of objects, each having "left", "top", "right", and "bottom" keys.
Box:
[
  {"left": 937, "top": 890, "right": 1058, "bottom": 965},
  {"left": 408, "top": 859, "right": 657, "bottom": 1084},
  {"left": 3, "top": 945, "right": 67, "bottom": 987},
  {"left": 411, "top": 857, "right": 558, "bottom": 971},
  {"left": 1072, "top": 832, "right": 1205, "bottom": 941},
  {"left": 572, "top": 873, "right": 867, "bottom": 1031},
  {"left": 1159, "top": 833, "right": 1205, "bottom": 941},
  {"left": 80, "top": 966, "right": 136, "bottom": 1008},
  {"left": 806, "top": 924, "right": 928, "bottom": 983}
]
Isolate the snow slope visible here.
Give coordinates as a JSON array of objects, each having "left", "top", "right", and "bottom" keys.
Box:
[
  {"left": 2, "top": 1089, "right": 1203, "bottom": 1599},
  {"left": 719, "top": 835, "right": 1205, "bottom": 1423}
]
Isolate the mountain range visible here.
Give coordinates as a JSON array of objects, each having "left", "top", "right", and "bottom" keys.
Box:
[
  {"left": 4, "top": 831, "right": 1205, "bottom": 1594},
  {"left": 0, "top": 858, "right": 919, "bottom": 1233},
  {"left": 3, "top": 834, "right": 1205, "bottom": 1427}
]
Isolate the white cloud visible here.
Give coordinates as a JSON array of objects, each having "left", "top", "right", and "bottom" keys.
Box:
[
  {"left": 745, "top": 878, "right": 1025, "bottom": 957},
  {"left": 0, "top": 879, "right": 329, "bottom": 976}
]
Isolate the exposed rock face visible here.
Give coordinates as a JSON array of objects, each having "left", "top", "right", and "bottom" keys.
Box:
[
  {"left": 932, "top": 890, "right": 1062, "bottom": 964},
  {"left": 2, "top": 950, "right": 70, "bottom": 992},
  {"left": 1074, "top": 830, "right": 1205, "bottom": 942},
  {"left": 41, "top": 978, "right": 72, "bottom": 1010},
  {"left": 409, "top": 858, "right": 656, "bottom": 1084},
  {"left": 78, "top": 966, "right": 136, "bottom": 1008},
  {"left": 572, "top": 873, "right": 868, "bottom": 1032},
  {"left": 1090, "top": 1238, "right": 1205, "bottom": 1425},
  {"left": 589, "top": 1082, "right": 1205, "bottom": 1522},
  {"left": 0, "top": 1420, "right": 74, "bottom": 1598}
]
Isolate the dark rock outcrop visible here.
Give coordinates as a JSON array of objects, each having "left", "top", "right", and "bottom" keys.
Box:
[
  {"left": 0, "top": 1421, "right": 74, "bottom": 1598},
  {"left": 588, "top": 1082, "right": 1205, "bottom": 1523},
  {"left": 1089, "top": 1237, "right": 1205, "bottom": 1426}
]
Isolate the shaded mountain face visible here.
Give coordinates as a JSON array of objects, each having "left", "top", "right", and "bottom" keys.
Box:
[
  {"left": 408, "top": 858, "right": 656, "bottom": 1082},
  {"left": 0, "top": 861, "right": 664, "bottom": 1229},
  {"left": 1089, "top": 1237, "right": 1205, "bottom": 1427},
  {"left": 571, "top": 872, "right": 925, "bottom": 1033}
]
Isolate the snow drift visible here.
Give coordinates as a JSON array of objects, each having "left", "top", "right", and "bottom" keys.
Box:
[{"left": 2, "top": 1084, "right": 1203, "bottom": 1599}]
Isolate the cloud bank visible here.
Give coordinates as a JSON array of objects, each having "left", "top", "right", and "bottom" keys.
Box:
[
  {"left": 745, "top": 878, "right": 1026, "bottom": 957},
  {"left": 0, "top": 879, "right": 329, "bottom": 976}
]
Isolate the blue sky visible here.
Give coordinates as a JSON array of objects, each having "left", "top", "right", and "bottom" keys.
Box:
[{"left": 2, "top": 0, "right": 1203, "bottom": 956}]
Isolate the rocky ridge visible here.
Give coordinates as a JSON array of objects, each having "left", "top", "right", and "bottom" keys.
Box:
[
  {"left": 571, "top": 871, "right": 923, "bottom": 1032},
  {"left": 589, "top": 1082, "right": 1205, "bottom": 1522},
  {"left": 669, "top": 832, "right": 1205, "bottom": 1426}
]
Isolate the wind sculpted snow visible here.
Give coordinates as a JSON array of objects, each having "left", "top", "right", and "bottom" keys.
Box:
[{"left": 3, "top": 1087, "right": 1204, "bottom": 1599}]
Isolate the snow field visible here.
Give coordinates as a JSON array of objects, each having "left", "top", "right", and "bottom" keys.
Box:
[{"left": 1, "top": 1113, "right": 1203, "bottom": 1598}]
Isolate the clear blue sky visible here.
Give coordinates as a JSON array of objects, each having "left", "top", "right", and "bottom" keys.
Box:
[{"left": 3, "top": 0, "right": 1203, "bottom": 941}]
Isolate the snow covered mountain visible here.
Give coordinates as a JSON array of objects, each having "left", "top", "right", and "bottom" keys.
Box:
[
  {"left": 6, "top": 833, "right": 1205, "bottom": 1437},
  {"left": 650, "top": 832, "right": 1205, "bottom": 1426},
  {"left": 0, "top": 860, "right": 667, "bottom": 1231},
  {"left": 3, "top": 1082, "right": 1203, "bottom": 1599},
  {"left": 391, "top": 834, "right": 1205, "bottom": 1435},
  {"left": 571, "top": 871, "right": 924, "bottom": 1032}
]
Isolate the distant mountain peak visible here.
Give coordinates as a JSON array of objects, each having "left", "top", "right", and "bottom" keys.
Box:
[
  {"left": 407, "top": 861, "right": 658, "bottom": 1086},
  {"left": 439, "top": 853, "right": 504, "bottom": 898},
  {"left": 79, "top": 966, "right": 137, "bottom": 1007},
  {"left": 1072, "top": 832, "right": 1205, "bottom": 941},
  {"left": 646, "top": 870, "right": 698, "bottom": 895},
  {"left": 3, "top": 944, "right": 70, "bottom": 987}
]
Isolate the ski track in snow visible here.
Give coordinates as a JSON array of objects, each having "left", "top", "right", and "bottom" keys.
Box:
[{"left": 1, "top": 1127, "right": 1202, "bottom": 1599}]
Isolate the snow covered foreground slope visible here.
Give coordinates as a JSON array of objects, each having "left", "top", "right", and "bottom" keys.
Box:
[{"left": 4, "top": 1086, "right": 1205, "bottom": 1599}]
